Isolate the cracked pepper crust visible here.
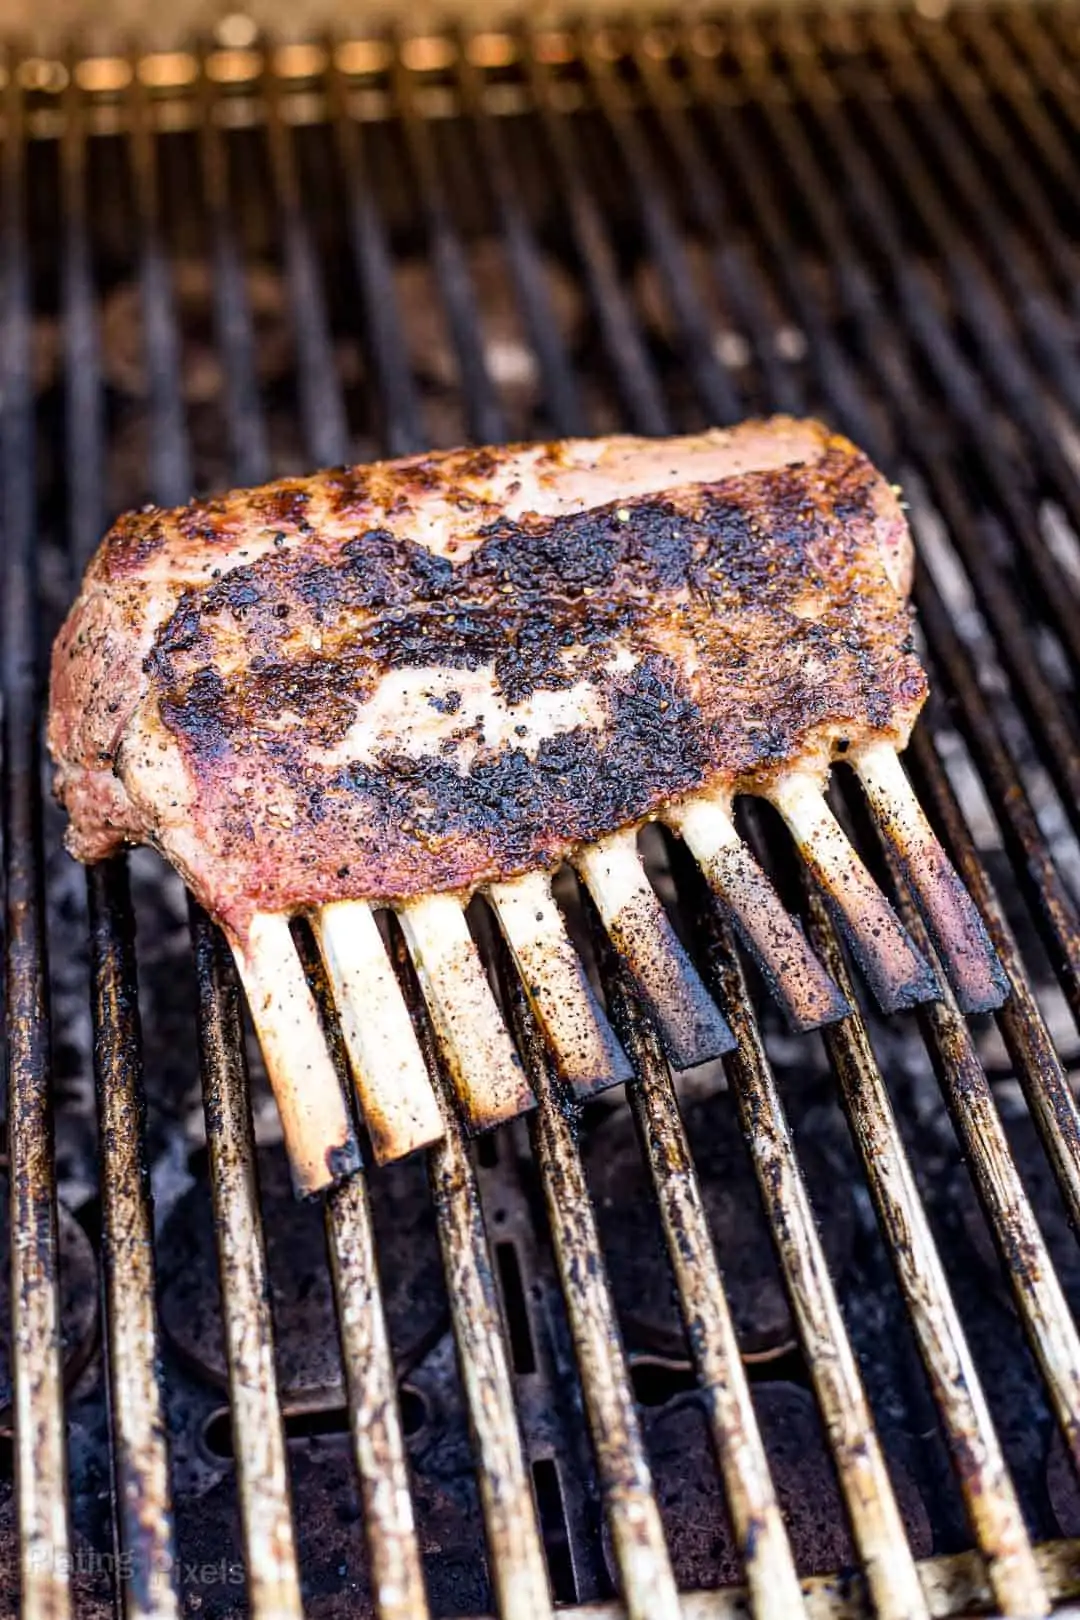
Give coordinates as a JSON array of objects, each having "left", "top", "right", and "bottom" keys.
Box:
[{"left": 48, "top": 418, "right": 926, "bottom": 937}]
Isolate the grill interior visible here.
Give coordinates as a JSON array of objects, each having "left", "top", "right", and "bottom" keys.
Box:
[{"left": 8, "top": 7, "right": 1080, "bottom": 1617}]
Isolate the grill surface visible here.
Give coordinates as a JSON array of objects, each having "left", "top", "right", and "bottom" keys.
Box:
[{"left": 7, "top": 7, "right": 1080, "bottom": 1617}]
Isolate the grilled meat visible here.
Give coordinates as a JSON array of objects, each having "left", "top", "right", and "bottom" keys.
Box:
[{"left": 49, "top": 417, "right": 925, "bottom": 940}]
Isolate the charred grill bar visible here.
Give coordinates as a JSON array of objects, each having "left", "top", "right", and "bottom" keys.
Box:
[{"left": 7, "top": 8, "right": 1080, "bottom": 1617}]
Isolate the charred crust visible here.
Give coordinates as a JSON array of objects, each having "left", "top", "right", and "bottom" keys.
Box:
[
  {"left": 324, "top": 1139, "right": 362, "bottom": 1186},
  {"left": 98, "top": 509, "right": 170, "bottom": 575},
  {"left": 95, "top": 444, "right": 925, "bottom": 916},
  {"left": 249, "top": 483, "right": 312, "bottom": 529}
]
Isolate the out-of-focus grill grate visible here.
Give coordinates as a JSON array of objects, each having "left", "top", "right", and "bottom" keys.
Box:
[{"left": 8, "top": 7, "right": 1080, "bottom": 1617}]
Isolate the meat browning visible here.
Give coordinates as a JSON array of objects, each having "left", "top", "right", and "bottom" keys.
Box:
[{"left": 48, "top": 417, "right": 926, "bottom": 940}]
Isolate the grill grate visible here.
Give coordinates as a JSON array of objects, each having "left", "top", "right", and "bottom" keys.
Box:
[{"left": 7, "top": 8, "right": 1080, "bottom": 1617}]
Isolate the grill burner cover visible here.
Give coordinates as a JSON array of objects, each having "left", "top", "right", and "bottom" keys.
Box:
[
  {"left": 618, "top": 1386, "right": 933, "bottom": 1588},
  {"left": 587, "top": 1090, "right": 855, "bottom": 1361},
  {"left": 158, "top": 1145, "right": 447, "bottom": 1397}
]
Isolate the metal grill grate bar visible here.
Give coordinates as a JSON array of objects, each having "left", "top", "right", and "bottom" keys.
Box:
[
  {"left": 128, "top": 57, "right": 191, "bottom": 511},
  {"left": 916, "top": 580, "right": 1080, "bottom": 1026},
  {"left": 709, "top": 921, "right": 930, "bottom": 1620},
  {"left": 997, "top": 9, "right": 1080, "bottom": 204},
  {"left": 2, "top": 59, "right": 72, "bottom": 1620},
  {"left": 327, "top": 55, "right": 427, "bottom": 458},
  {"left": 907, "top": 727, "right": 1080, "bottom": 1260},
  {"left": 325, "top": 1175, "right": 432, "bottom": 1620},
  {"left": 196, "top": 45, "right": 272, "bottom": 487},
  {"left": 506, "top": 969, "right": 681, "bottom": 1620},
  {"left": 579, "top": 33, "right": 741, "bottom": 428},
  {"left": 900, "top": 15, "right": 1080, "bottom": 424},
  {"left": 60, "top": 72, "right": 181, "bottom": 1614},
  {"left": 395, "top": 40, "right": 508, "bottom": 446},
  {"left": 454, "top": 40, "right": 588, "bottom": 439},
  {"left": 89, "top": 866, "right": 180, "bottom": 1620},
  {"left": 887, "top": 852, "right": 1080, "bottom": 1472},
  {"left": 406, "top": 963, "right": 552, "bottom": 1620},
  {"left": 521, "top": 33, "right": 668, "bottom": 436},
  {"left": 263, "top": 58, "right": 353, "bottom": 470},
  {"left": 191, "top": 912, "right": 303, "bottom": 1618}
]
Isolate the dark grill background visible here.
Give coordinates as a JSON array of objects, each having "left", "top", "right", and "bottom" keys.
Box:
[{"left": 7, "top": 8, "right": 1080, "bottom": 1617}]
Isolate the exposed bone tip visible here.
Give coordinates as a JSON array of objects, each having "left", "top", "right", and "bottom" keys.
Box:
[
  {"left": 952, "top": 951, "right": 1010, "bottom": 1016},
  {"left": 669, "top": 790, "right": 853, "bottom": 1033},
  {"left": 769, "top": 770, "right": 939, "bottom": 1016},
  {"left": 712, "top": 1021, "right": 739, "bottom": 1059},
  {"left": 852, "top": 742, "right": 1010, "bottom": 1017},
  {"left": 787, "top": 979, "right": 853, "bottom": 1033},
  {"left": 586, "top": 1044, "right": 637, "bottom": 1091},
  {"left": 487, "top": 868, "right": 632, "bottom": 1098},
  {"left": 654, "top": 988, "right": 736, "bottom": 1069},
  {"left": 313, "top": 900, "right": 445, "bottom": 1164},
  {"left": 876, "top": 956, "right": 942, "bottom": 1016},
  {"left": 576, "top": 829, "right": 734, "bottom": 1070},
  {"left": 462, "top": 1086, "right": 538, "bottom": 1137},
  {"left": 399, "top": 893, "right": 537, "bottom": 1134},
  {"left": 669, "top": 984, "right": 736, "bottom": 1066},
  {"left": 913, "top": 871, "right": 1009, "bottom": 1014},
  {"left": 456, "top": 1044, "right": 537, "bottom": 1135},
  {"left": 230, "top": 912, "right": 361, "bottom": 1199}
]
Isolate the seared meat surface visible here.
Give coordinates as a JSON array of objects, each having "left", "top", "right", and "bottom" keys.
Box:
[{"left": 49, "top": 417, "right": 925, "bottom": 938}]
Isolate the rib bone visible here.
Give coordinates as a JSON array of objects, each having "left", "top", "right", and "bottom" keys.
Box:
[
  {"left": 769, "top": 772, "right": 940, "bottom": 1014},
  {"left": 229, "top": 912, "right": 361, "bottom": 1197},
  {"left": 398, "top": 894, "right": 535, "bottom": 1131},
  {"left": 313, "top": 901, "right": 444, "bottom": 1162},
  {"left": 668, "top": 792, "right": 851, "bottom": 1031},
  {"left": 853, "top": 742, "right": 1009, "bottom": 1014},
  {"left": 487, "top": 869, "right": 633, "bottom": 1098},
  {"left": 575, "top": 828, "right": 735, "bottom": 1068}
]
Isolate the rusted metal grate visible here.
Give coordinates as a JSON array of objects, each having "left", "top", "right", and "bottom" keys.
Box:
[{"left": 8, "top": 7, "right": 1080, "bottom": 1617}]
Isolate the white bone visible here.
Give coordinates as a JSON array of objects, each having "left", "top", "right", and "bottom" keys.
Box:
[
  {"left": 487, "top": 869, "right": 632, "bottom": 1096},
  {"left": 313, "top": 901, "right": 444, "bottom": 1162},
  {"left": 398, "top": 893, "right": 535, "bottom": 1131},
  {"left": 576, "top": 828, "right": 734, "bottom": 1068},
  {"left": 230, "top": 912, "right": 360, "bottom": 1195}
]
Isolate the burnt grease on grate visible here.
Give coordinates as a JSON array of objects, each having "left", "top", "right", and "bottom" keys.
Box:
[{"left": 11, "top": 7, "right": 1080, "bottom": 1619}]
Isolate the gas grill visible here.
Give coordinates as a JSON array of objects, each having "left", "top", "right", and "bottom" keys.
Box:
[{"left": 7, "top": 6, "right": 1080, "bottom": 1616}]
